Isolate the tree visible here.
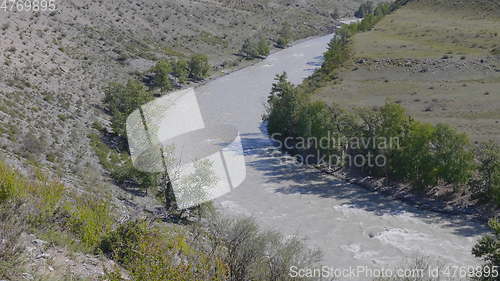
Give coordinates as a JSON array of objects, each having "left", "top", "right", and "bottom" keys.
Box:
[
  {"left": 256, "top": 38, "right": 270, "bottom": 57},
  {"left": 354, "top": 1, "right": 374, "bottom": 18},
  {"left": 377, "top": 103, "right": 412, "bottom": 178},
  {"left": 172, "top": 59, "right": 189, "bottom": 84},
  {"left": 151, "top": 60, "right": 173, "bottom": 91},
  {"left": 241, "top": 38, "right": 270, "bottom": 59},
  {"left": 276, "top": 23, "right": 292, "bottom": 48},
  {"left": 476, "top": 141, "right": 500, "bottom": 205},
  {"left": 399, "top": 121, "right": 437, "bottom": 189},
  {"left": 266, "top": 73, "right": 306, "bottom": 137},
  {"left": 240, "top": 38, "right": 259, "bottom": 58},
  {"left": 189, "top": 54, "right": 210, "bottom": 81},
  {"left": 104, "top": 80, "right": 153, "bottom": 137},
  {"left": 431, "top": 124, "right": 475, "bottom": 187}
]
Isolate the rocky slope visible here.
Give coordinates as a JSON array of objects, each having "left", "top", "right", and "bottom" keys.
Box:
[{"left": 0, "top": 0, "right": 373, "bottom": 177}]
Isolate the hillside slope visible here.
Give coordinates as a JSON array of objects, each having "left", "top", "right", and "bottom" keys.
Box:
[
  {"left": 0, "top": 1, "right": 379, "bottom": 279},
  {"left": 0, "top": 0, "right": 383, "bottom": 179}
]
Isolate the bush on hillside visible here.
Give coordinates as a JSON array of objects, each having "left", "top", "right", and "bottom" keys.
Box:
[
  {"left": 476, "top": 141, "right": 500, "bottom": 206},
  {"left": 241, "top": 38, "right": 270, "bottom": 59},
  {"left": 276, "top": 23, "right": 292, "bottom": 48},
  {"left": 172, "top": 59, "right": 189, "bottom": 84},
  {"left": 151, "top": 60, "right": 173, "bottom": 91},
  {"left": 189, "top": 54, "right": 210, "bottom": 81},
  {"left": 473, "top": 218, "right": 500, "bottom": 281},
  {"left": 103, "top": 79, "right": 153, "bottom": 137}
]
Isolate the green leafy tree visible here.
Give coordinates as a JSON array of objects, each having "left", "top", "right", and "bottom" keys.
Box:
[
  {"left": 104, "top": 80, "right": 153, "bottom": 137},
  {"left": 172, "top": 59, "right": 189, "bottom": 84},
  {"left": 276, "top": 23, "right": 292, "bottom": 48},
  {"left": 431, "top": 124, "right": 475, "bottom": 187},
  {"left": 241, "top": 38, "right": 270, "bottom": 58},
  {"left": 266, "top": 73, "right": 305, "bottom": 137},
  {"left": 399, "top": 121, "right": 437, "bottom": 189},
  {"left": 376, "top": 103, "right": 412, "bottom": 178},
  {"left": 295, "top": 101, "right": 337, "bottom": 167},
  {"left": 240, "top": 39, "right": 259, "bottom": 58},
  {"left": 476, "top": 141, "right": 500, "bottom": 205},
  {"left": 257, "top": 38, "right": 270, "bottom": 57},
  {"left": 189, "top": 54, "right": 210, "bottom": 81},
  {"left": 151, "top": 60, "right": 173, "bottom": 91}
]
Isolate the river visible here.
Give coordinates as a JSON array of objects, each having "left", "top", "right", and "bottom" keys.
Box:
[{"left": 193, "top": 33, "right": 487, "bottom": 280}]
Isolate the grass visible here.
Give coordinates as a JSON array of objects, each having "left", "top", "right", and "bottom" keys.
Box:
[{"left": 353, "top": 2, "right": 500, "bottom": 59}]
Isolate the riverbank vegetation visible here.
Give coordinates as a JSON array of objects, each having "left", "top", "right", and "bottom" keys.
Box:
[
  {"left": 301, "top": 1, "right": 397, "bottom": 92},
  {"left": 151, "top": 54, "right": 210, "bottom": 91},
  {"left": 240, "top": 38, "right": 271, "bottom": 59},
  {"left": 266, "top": 73, "right": 500, "bottom": 203},
  {"left": 265, "top": 0, "right": 500, "bottom": 206}
]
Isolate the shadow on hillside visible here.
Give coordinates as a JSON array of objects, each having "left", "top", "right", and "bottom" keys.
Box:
[{"left": 238, "top": 127, "right": 490, "bottom": 238}]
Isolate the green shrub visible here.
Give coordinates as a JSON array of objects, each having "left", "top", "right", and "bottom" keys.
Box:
[
  {"left": 241, "top": 38, "right": 270, "bottom": 59},
  {"left": 0, "top": 160, "right": 115, "bottom": 256},
  {"left": 0, "top": 161, "right": 25, "bottom": 202},
  {"left": 241, "top": 38, "right": 259, "bottom": 58},
  {"left": 0, "top": 161, "right": 64, "bottom": 224},
  {"left": 473, "top": 219, "right": 500, "bottom": 281},
  {"left": 64, "top": 195, "right": 113, "bottom": 250},
  {"left": 103, "top": 79, "right": 153, "bottom": 137},
  {"left": 257, "top": 38, "right": 270, "bottom": 57},
  {"left": 203, "top": 214, "right": 321, "bottom": 281},
  {"left": 476, "top": 141, "right": 500, "bottom": 206},
  {"left": 101, "top": 220, "right": 228, "bottom": 281},
  {"left": 431, "top": 124, "right": 475, "bottom": 185},
  {"left": 151, "top": 60, "right": 173, "bottom": 92},
  {"left": 189, "top": 54, "right": 210, "bottom": 81},
  {"left": 30, "top": 180, "right": 65, "bottom": 225},
  {"left": 172, "top": 59, "right": 189, "bottom": 84},
  {"left": 96, "top": 80, "right": 160, "bottom": 192},
  {"left": 100, "top": 220, "right": 150, "bottom": 264},
  {"left": 276, "top": 23, "right": 292, "bottom": 48}
]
